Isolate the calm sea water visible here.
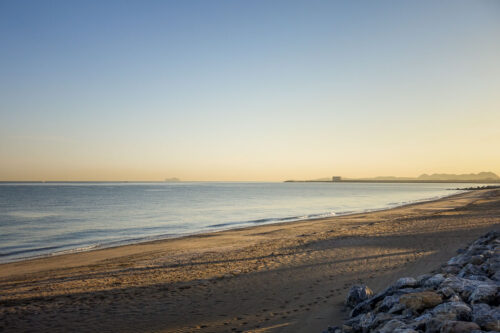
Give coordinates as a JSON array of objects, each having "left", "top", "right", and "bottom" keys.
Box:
[{"left": 0, "top": 182, "right": 478, "bottom": 263}]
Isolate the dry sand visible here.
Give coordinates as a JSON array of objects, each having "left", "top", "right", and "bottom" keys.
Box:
[{"left": 1, "top": 188, "right": 499, "bottom": 333}]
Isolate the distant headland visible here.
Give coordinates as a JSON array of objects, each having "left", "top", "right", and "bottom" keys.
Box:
[{"left": 285, "top": 172, "right": 500, "bottom": 183}]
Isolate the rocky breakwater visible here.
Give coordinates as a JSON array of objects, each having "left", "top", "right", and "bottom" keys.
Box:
[{"left": 324, "top": 231, "right": 500, "bottom": 333}]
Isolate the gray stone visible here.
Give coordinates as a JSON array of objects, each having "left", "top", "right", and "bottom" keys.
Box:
[
  {"left": 394, "top": 277, "right": 418, "bottom": 289},
  {"left": 388, "top": 302, "right": 406, "bottom": 314},
  {"left": 414, "top": 312, "right": 433, "bottom": 323},
  {"left": 424, "top": 274, "right": 446, "bottom": 288},
  {"left": 425, "top": 315, "right": 454, "bottom": 333},
  {"left": 378, "top": 319, "right": 407, "bottom": 333},
  {"left": 439, "top": 286, "right": 458, "bottom": 298},
  {"left": 490, "top": 270, "right": 500, "bottom": 282},
  {"left": 417, "top": 274, "right": 433, "bottom": 285},
  {"left": 358, "top": 312, "right": 375, "bottom": 331},
  {"left": 370, "top": 312, "right": 394, "bottom": 330},
  {"left": 393, "top": 329, "right": 418, "bottom": 333},
  {"left": 464, "top": 275, "right": 495, "bottom": 283},
  {"left": 439, "top": 320, "right": 480, "bottom": 333},
  {"left": 458, "top": 263, "right": 487, "bottom": 279},
  {"left": 448, "top": 255, "right": 472, "bottom": 267},
  {"left": 472, "top": 303, "right": 500, "bottom": 331},
  {"left": 468, "top": 283, "right": 498, "bottom": 304},
  {"left": 377, "top": 295, "right": 400, "bottom": 312},
  {"left": 432, "top": 301, "right": 472, "bottom": 321},
  {"left": 470, "top": 255, "right": 485, "bottom": 265},
  {"left": 346, "top": 284, "right": 374, "bottom": 308},
  {"left": 440, "top": 276, "right": 482, "bottom": 297},
  {"left": 468, "top": 245, "right": 491, "bottom": 256},
  {"left": 341, "top": 324, "right": 354, "bottom": 333}
]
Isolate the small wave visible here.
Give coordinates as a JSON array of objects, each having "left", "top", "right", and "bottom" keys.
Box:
[
  {"left": 0, "top": 245, "right": 64, "bottom": 257},
  {"left": 206, "top": 212, "right": 337, "bottom": 229},
  {"left": 7, "top": 211, "right": 61, "bottom": 219}
]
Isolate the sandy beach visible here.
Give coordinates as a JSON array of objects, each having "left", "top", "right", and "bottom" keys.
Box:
[{"left": 1, "top": 188, "right": 499, "bottom": 333}]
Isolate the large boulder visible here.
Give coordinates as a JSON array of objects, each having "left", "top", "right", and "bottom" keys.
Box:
[
  {"left": 432, "top": 301, "right": 472, "bottom": 321},
  {"left": 468, "top": 283, "right": 498, "bottom": 304},
  {"left": 440, "top": 276, "right": 482, "bottom": 299},
  {"left": 472, "top": 303, "right": 500, "bottom": 331},
  {"left": 394, "top": 277, "right": 418, "bottom": 289},
  {"left": 399, "top": 291, "right": 443, "bottom": 312},
  {"left": 423, "top": 274, "right": 445, "bottom": 289},
  {"left": 377, "top": 295, "right": 400, "bottom": 312},
  {"left": 345, "top": 285, "right": 373, "bottom": 308}
]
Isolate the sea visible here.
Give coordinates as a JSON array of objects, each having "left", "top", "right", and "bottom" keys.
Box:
[{"left": 0, "top": 182, "right": 482, "bottom": 263}]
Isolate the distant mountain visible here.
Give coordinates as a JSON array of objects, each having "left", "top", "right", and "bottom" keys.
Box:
[
  {"left": 417, "top": 172, "right": 499, "bottom": 181},
  {"left": 368, "top": 176, "right": 415, "bottom": 181},
  {"left": 285, "top": 172, "right": 499, "bottom": 183}
]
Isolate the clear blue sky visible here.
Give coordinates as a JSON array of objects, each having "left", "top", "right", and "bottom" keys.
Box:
[{"left": 1, "top": 1, "right": 499, "bottom": 181}]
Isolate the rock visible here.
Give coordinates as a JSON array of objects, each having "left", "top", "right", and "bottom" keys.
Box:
[
  {"left": 440, "top": 320, "right": 481, "bottom": 333},
  {"left": 411, "top": 312, "right": 433, "bottom": 330},
  {"left": 322, "top": 231, "right": 500, "bottom": 333},
  {"left": 468, "top": 283, "right": 498, "bottom": 304},
  {"left": 341, "top": 324, "right": 354, "bottom": 333},
  {"left": 399, "top": 291, "right": 443, "bottom": 312},
  {"left": 468, "top": 246, "right": 490, "bottom": 256},
  {"left": 346, "top": 285, "right": 373, "bottom": 308},
  {"left": 350, "top": 289, "right": 392, "bottom": 317},
  {"left": 388, "top": 302, "right": 406, "bottom": 314},
  {"left": 344, "top": 311, "right": 374, "bottom": 332},
  {"left": 441, "top": 276, "right": 482, "bottom": 298},
  {"left": 448, "top": 255, "right": 472, "bottom": 267},
  {"left": 378, "top": 319, "right": 407, "bottom": 333},
  {"left": 464, "top": 275, "right": 494, "bottom": 283},
  {"left": 394, "top": 277, "right": 418, "bottom": 289},
  {"left": 470, "top": 256, "right": 485, "bottom": 265},
  {"left": 358, "top": 312, "right": 375, "bottom": 331},
  {"left": 489, "top": 270, "right": 500, "bottom": 282},
  {"left": 417, "top": 274, "right": 433, "bottom": 285},
  {"left": 472, "top": 303, "right": 500, "bottom": 331},
  {"left": 432, "top": 302, "right": 472, "bottom": 321},
  {"left": 424, "top": 274, "right": 446, "bottom": 288},
  {"left": 377, "top": 295, "right": 400, "bottom": 312},
  {"left": 425, "top": 316, "right": 451, "bottom": 333},
  {"left": 370, "top": 312, "right": 394, "bottom": 330},
  {"left": 443, "top": 265, "right": 463, "bottom": 275},
  {"left": 439, "top": 286, "right": 458, "bottom": 299},
  {"left": 458, "top": 263, "right": 487, "bottom": 279}
]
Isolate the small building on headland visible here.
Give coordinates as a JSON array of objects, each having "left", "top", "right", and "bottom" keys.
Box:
[{"left": 332, "top": 176, "right": 341, "bottom": 182}]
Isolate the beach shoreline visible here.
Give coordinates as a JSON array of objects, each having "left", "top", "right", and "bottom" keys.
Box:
[
  {"left": 1, "top": 188, "right": 499, "bottom": 332},
  {"left": 0, "top": 187, "right": 470, "bottom": 265}
]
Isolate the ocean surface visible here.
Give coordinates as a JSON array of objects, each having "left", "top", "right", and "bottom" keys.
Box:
[{"left": 0, "top": 182, "right": 480, "bottom": 263}]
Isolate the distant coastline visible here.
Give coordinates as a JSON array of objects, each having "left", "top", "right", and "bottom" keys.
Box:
[
  {"left": 285, "top": 179, "right": 500, "bottom": 183},
  {"left": 285, "top": 171, "right": 500, "bottom": 183}
]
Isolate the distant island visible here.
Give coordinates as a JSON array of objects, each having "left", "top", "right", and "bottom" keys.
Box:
[
  {"left": 164, "top": 177, "right": 181, "bottom": 182},
  {"left": 285, "top": 172, "right": 500, "bottom": 183}
]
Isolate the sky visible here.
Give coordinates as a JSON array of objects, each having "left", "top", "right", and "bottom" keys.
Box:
[{"left": 1, "top": 1, "right": 499, "bottom": 181}]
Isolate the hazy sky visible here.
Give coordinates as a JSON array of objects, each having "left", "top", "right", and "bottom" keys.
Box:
[{"left": 1, "top": 1, "right": 499, "bottom": 181}]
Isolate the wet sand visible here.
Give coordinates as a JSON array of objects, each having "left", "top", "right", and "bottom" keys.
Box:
[{"left": 1, "top": 189, "right": 499, "bottom": 332}]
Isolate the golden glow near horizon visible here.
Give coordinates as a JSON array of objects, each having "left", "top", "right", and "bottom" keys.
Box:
[{"left": 1, "top": 2, "right": 499, "bottom": 181}]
